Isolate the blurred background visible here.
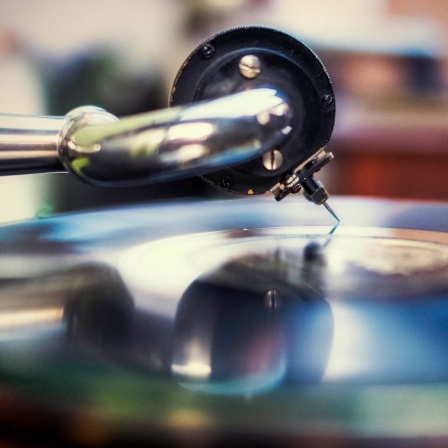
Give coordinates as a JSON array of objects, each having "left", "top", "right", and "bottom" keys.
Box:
[{"left": 0, "top": 0, "right": 448, "bottom": 222}]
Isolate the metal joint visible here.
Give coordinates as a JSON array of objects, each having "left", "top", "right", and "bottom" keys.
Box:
[{"left": 270, "top": 150, "right": 334, "bottom": 203}]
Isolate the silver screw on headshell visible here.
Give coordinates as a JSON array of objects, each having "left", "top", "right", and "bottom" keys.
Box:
[
  {"left": 262, "top": 150, "right": 283, "bottom": 171},
  {"left": 238, "top": 55, "right": 261, "bottom": 79}
]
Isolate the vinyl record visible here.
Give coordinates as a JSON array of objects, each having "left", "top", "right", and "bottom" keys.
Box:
[{"left": 0, "top": 197, "right": 447, "bottom": 446}]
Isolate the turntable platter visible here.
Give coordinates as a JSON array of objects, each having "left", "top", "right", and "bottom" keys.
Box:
[{"left": 0, "top": 197, "right": 448, "bottom": 446}]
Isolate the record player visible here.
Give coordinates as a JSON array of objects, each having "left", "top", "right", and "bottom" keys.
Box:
[{"left": 0, "top": 27, "right": 448, "bottom": 447}]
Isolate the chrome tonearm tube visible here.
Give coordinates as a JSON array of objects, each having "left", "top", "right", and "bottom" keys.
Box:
[
  {"left": 0, "top": 89, "right": 291, "bottom": 184},
  {"left": 0, "top": 27, "right": 337, "bottom": 217}
]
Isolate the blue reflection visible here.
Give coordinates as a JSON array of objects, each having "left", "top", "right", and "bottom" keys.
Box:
[
  {"left": 325, "top": 296, "right": 448, "bottom": 383},
  {"left": 1, "top": 217, "right": 448, "bottom": 401},
  {"left": 171, "top": 236, "right": 448, "bottom": 395},
  {"left": 171, "top": 240, "right": 334, "bottom": 395}
]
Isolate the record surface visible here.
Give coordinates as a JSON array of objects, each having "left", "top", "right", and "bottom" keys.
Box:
[{"left": 0, "top": 197, "right": 448, "bottom": 446}]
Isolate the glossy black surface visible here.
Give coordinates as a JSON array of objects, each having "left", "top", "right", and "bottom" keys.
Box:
[
  {"left": 0, "top": 197, "right": 448, "bottom": 446},
  {"left": 170, "top": 27, "right": 335, "bottom": 195}
]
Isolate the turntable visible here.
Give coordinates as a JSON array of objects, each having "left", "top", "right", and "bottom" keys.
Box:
[{"left": 0, "top": 27, "right": 448, "bottom": 447}]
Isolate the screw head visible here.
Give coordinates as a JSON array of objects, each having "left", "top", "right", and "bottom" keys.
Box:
[
  {"left": 238, "top": 55, "right": 261, "bottom": 79},
  {"left": 321, "top": 93, "right": 334, "bottom": 108},
  {"left": 262, "top": 150, "right": 283, "bottom": 171},
  {"left": 220, "top": 176, "right": 232, "bottom": 189},
  {"left": 200, "top": 44, "right": 215, "bottom": 59},
  {"left": 264, "top": 290, "right": 280, "bottom": 309}
]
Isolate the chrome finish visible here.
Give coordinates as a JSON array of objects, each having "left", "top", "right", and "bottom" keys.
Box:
[
  {"left": 0, "top": 114, "right": 66, "bottom": 174},
  {"left": 61, "top": 88, "right": 291, "bottom": 185},
  {"left": 0, "top": 88, "right": 291, "bottom": 185},
  {"left": 262, "top": 149, "right": 283, "bottom": 171},
  {"left": 238, "top": 54, "right": 261, "bottom": 79}
]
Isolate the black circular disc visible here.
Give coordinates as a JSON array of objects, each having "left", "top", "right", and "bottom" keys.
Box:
[{"left": 170, "top": 27, "right": 335, "bottom": 195}]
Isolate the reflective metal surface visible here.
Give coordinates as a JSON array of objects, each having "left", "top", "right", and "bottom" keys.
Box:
[
  {"left": 0, "top": 114, "right": 66, "bottom": 174},
  {"left": 0, "top": 197, "right": 448, "bottom": 446},
  {"left": 0, "top": 88, "right": 291, "bottom": 184}
]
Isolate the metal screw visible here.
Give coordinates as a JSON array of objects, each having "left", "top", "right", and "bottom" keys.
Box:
[
  {"left": 238, "top": 55, "right": 261, "bottom": 79},
  {"left": 220, "top": 176, "right": 232, "bottom": 189},
  {"left": 200, "top": 44, "right": 215, "bottom": 59},
  {"left": 321, "top": 93, "right": 334, "bottom": 107},
  {"left": 262, "top": 150, "right": 283, "bottom": 171},
  {"left": 264, "top": 290, "right": 279, "bottom": 310}
]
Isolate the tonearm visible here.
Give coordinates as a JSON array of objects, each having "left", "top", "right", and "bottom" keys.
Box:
[{"left": 0, "top": 27, "right": 337, "bottom": 218}]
